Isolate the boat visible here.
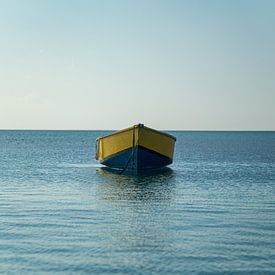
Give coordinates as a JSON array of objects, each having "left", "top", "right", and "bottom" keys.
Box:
[{"left": 95, "top": 124, "right": 176, "bottom": 174}]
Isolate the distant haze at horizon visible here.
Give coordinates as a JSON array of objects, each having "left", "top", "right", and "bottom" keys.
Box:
[{"left": 0, "top": 0, "right": 274, "bottom": 131}]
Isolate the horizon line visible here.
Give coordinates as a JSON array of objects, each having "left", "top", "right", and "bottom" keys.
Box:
[{"left": 0, "top": 128, "right": 274, "bottom": 132}]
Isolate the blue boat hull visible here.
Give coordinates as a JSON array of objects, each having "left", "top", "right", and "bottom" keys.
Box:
[{"left": 101, "top": 145, "right": 172, "bottom": 173}]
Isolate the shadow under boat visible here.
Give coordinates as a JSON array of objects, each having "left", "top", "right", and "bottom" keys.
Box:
[
  {"left": 96, "top": 166, "right": 175, "bottom": 203},
  {"left": 98, "top": 166, "right": 174, "bottom": 179}
]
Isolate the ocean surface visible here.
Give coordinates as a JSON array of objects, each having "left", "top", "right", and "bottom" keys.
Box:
[{"left": 0, "top": 130, "right": 274, "bottom": 274}]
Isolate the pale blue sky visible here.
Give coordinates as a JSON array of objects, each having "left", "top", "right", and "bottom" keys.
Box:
[{"left": 0, "top": 0, "right": 274, "bottom": 130}]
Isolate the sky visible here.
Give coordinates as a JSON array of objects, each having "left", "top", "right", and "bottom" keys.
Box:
[{"left": 0, "top": 0, "right": 274, "bottom": 130}]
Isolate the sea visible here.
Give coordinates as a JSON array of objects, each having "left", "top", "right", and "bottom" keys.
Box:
[{"left": 0, "top": 130, "right": 274, "bottom": 274}]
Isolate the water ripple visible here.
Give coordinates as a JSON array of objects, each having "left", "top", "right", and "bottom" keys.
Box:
[{"left": 0, "top": 131, "right": 274, "bottom": 273}]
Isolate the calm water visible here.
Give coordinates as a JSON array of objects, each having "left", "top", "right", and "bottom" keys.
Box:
[{"left": 0, "top": 130, "right": 274, "bottom": 274}]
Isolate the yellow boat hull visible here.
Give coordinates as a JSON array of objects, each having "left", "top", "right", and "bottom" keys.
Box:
[{"left": 95, "top": 124, "right": 176, "bottom": 173}]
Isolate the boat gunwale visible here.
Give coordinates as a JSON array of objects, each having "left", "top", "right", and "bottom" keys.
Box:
[{"left": 96, "top": 125, "right": 176, "bottom": 141}]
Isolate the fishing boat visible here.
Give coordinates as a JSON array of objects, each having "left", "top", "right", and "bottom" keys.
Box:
[{"left": 95, "top": 124, "right": 176, "bottom": 174}]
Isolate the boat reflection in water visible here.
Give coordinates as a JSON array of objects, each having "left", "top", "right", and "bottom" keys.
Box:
[
  {"left": 96, "top": 166, "right": 175, "bottom": 203},
  {"left": 95, "top": 166, "right": 177, "bottom": 267}
]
